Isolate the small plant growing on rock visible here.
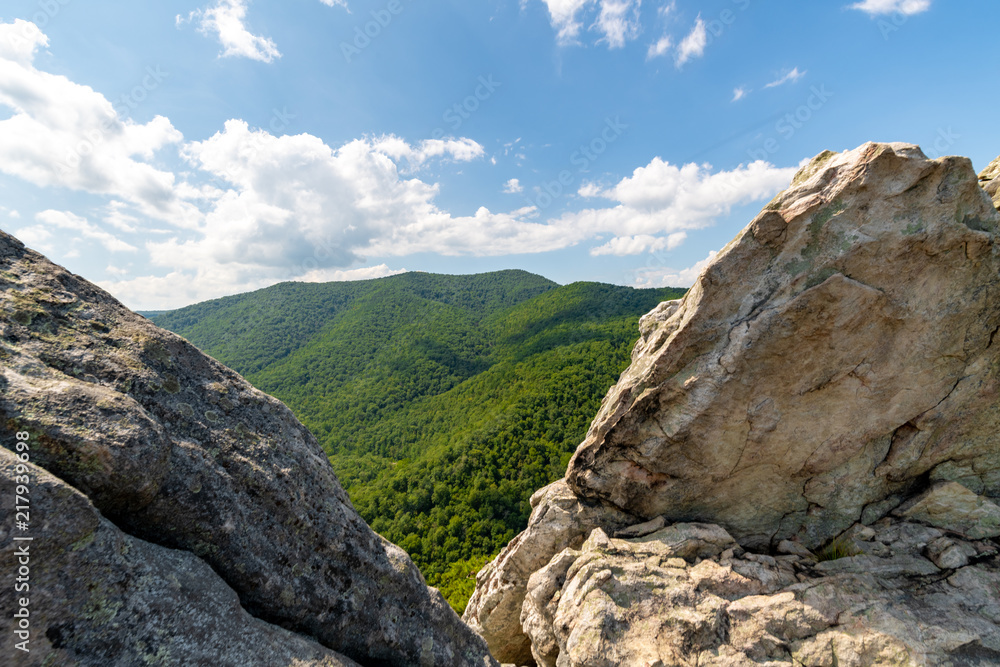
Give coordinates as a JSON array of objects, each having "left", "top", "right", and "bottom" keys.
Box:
[{"left": 814, "top": 536, "right": 861, "bottom": 562}]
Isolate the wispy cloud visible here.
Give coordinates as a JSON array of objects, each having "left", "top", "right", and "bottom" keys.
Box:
[
  {"left": 534, "top": 0, "right": 643, "bottom": 49},
  {"left": 675, "top": 16, "right": 707, "bottom": 67},
  {"left": 593, "top": 0, "right": 642, "bottom": 49},
  {"left": 764, "top": 67, "right": 806, "bottom": 88},
  {"left": 180, "top": 0, "right": 281, "bottom": 63},
  {"left": 848, "top": 0, "right": 931, "bottom": 16},
  {"left": 646, "top": 35, "right": 671, "bottom": 60},
  {"left": 318, "top": 0, "right": 349, "bottom": 8},
  {"left": 732, "top": 87, "right": 748, "bottom": 102}
]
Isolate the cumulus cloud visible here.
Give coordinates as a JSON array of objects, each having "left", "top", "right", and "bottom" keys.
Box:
[
  {"left": 319, "top": 0, "right": 349, "bottom": 8},
  {"left": 1, "top": 19, "right": 801, "bottom": 310},
  {"left": 849, "top": 0, "right": 931, "bottom": 15},
  {"left": 591, "top": 232, "right": 687, "bottom": 256},
  {"left": 765, "top": 67, "right": 806, "bottom": 88},
  {"left": 675, "top": 16, "right": 707, "bottom": 67},
  {"left": 181, "top": 0, "right": 281, "bottom": 63},
  {"left": 0, "top": 20, "right": 198, "bottom": 226},
  {"left": 557, "top": 158, "right": 796, "bottom": 258},
  {"left": 36, "top": 210, "right": 137, "bottom": 252},
  {"left": 503, "top": 178, "right": 524, "bottom": 194},
  {"left": 632, "top": 250, "right": 717, "bottom": 288}
]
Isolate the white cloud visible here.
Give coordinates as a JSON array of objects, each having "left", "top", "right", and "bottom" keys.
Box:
[
  {"left": 371, "top": 136, "right": 485, "bottom": 170},
  {"left": 12, "top": 224, "right": 53, "bottom": 252},
  {"left": 319, "top": 0, "right": 349, "bottom": 8},
  {"left": 183, "top": 0, "right": 281, "bottom": 63},
  {"left": 36, "top": 210, "right": 137, "bottom": 253},
  {"left": 849, "top": 0, "right": 931, "bottom": 16},
  {"left": 535, "top": 0, "right": 643, "bottom": 48},
  {"left": 675, "top": 16, "right": 707, "bottom": 67},
  {"left": 300, "top": 264, "right": 406, "bottom": 282},
  {"left": 646, "top": 35, "right": 671, "bottom": 60},
  {"left": 632, "top": 250, "right": 717, "bottom": 288},
  {"left": 591, "top": 232, "right": 687, "bottom": 256},
  {"left": 503, "top": 178, "right": 524, "bottom": 194},
  {"left": 562, "top": 157, "right": 797, "bottom": 257},
  {"left": 0, "top": 21, "right": 197, "bottom": 226},
  {"left": 765, "top": 67, "right": 806, "bottom": 88},
  {"left": 0, "top": 20, "right": 802, "bottom": 310},
  {"left": 593, "top": 0, "right": 642, "bottom": 49},
  {"left": 732, "top": 87, "right": 748, "bottom": 102}
]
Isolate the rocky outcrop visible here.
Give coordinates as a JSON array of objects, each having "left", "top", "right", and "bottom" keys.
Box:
[
  {"left": 0, "top": 229, "right": 496, "bottom": 666},
  {"left": 981, "top": 155, "right": 1000, "bottom": 209},
  {"left": 520, "top": 514, "right": 1000, "bottom": 666},
  {"left": 0, "top": 449, "right": 360, "bottom": 667},
  {"left": 465, "top": 142, "right": 1000, "bottom": 662}
]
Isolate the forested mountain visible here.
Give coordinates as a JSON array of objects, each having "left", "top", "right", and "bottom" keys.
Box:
[{"left": 153, "top": 271, "right": 685, "bottom": 610}]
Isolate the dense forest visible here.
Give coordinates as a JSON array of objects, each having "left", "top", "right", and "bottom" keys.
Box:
[{"left": 154, "top": 271, "right": 685, "bottom": 610}]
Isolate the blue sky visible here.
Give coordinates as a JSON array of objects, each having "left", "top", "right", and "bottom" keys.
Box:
[{"left": 0, "top": 0, "right": 995, "bottom": 309}]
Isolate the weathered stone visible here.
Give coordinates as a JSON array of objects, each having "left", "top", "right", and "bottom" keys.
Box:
[
  {"left": 777, "top": 539, "right": 815, "bottom": 558},
  {"left": 470, "top": 142, "right": 1000, "bottom": 660},
  {"left": 895, "top": 481, "right": 1000, "bottom": 539},
  {"left": 0, "top": 229, "right": 495, "bottom": 666},
  {"left": 612, "top": 514, "right": 665, "bottom": 538},
  {"left": 462, "top": 480, "right": 636, "bottom": 665},
  {"left": 926, "top": 536, "right": 977, "bottom": 570},
  {"left": 564, "top": 143, "right": 1000, "bottom": 550},
  {"left": 520, "top": 517, "right": 1000, "bottom": 666},
  {"left": 981, "top": 155, "right": 1000, "bottom": 210},
  {"left": 0, "top": 450, "right": 359, "bottom": 667}
]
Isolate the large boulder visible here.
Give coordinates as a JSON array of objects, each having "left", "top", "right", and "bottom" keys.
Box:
[
  {"left": 981, "top": 155, "right": 1000, "bottom": 209},
  {"left": 568, "top": 142, "right": 1000, "bottom": 548},
  {"left": 0, "top": 229, "right": 496, "bottom": 666},
  {"left": 466, "top": 142, "right": 1000, "bottom": 660},
  {"left": 0, "top": 450, "right": 360, "bottom": 667}
]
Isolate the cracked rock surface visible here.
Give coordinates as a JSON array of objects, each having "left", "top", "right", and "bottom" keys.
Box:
[
  {"left": 521, "top": 516, "right": 1000, "bottom": 667},
  {"left": 0, "top": 229, "right": 496, "bottom": 666},
  {"left": 465, "top": 142, "right": 1000, "bottom": 663}
]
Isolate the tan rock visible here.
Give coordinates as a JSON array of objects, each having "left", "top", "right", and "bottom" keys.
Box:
[
  {"left": 470, "top": 142, "right": 1000, "bottom": 660},
  {"left": 462, "top": 481, "right": 636, "bottom": 665},
  {"left": 520, "top": 517, "right": 1000, "bottom": 666},
  {"left": 564, "top": 143, "right": 1000, "bottom": 550},
  {"left": 981, "top": 155, "right": 1000, "bottom": 210},
  {"left": 895, "top": 481, "right": 1000, "bottom": 539}
]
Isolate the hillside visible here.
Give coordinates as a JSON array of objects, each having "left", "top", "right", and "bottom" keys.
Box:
[{"left": 153, "top": 271, "right": 685, "bottom": 609}]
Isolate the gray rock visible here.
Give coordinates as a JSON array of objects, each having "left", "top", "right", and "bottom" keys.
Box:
[
  {"left": 894, "top": 481, "right": 1000, "bottom": 539},
  {"left": 0, "top": 450, "right": 359, "bottom": 667},
  {"left": 613, "top": 515, "right": 666, "bottom": 538},
  {"left": 926, "top": 536, "right": 977, "bottom": 570},
  {"left": 0, "top": 229, "right": 495, "bottom": 666}
]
